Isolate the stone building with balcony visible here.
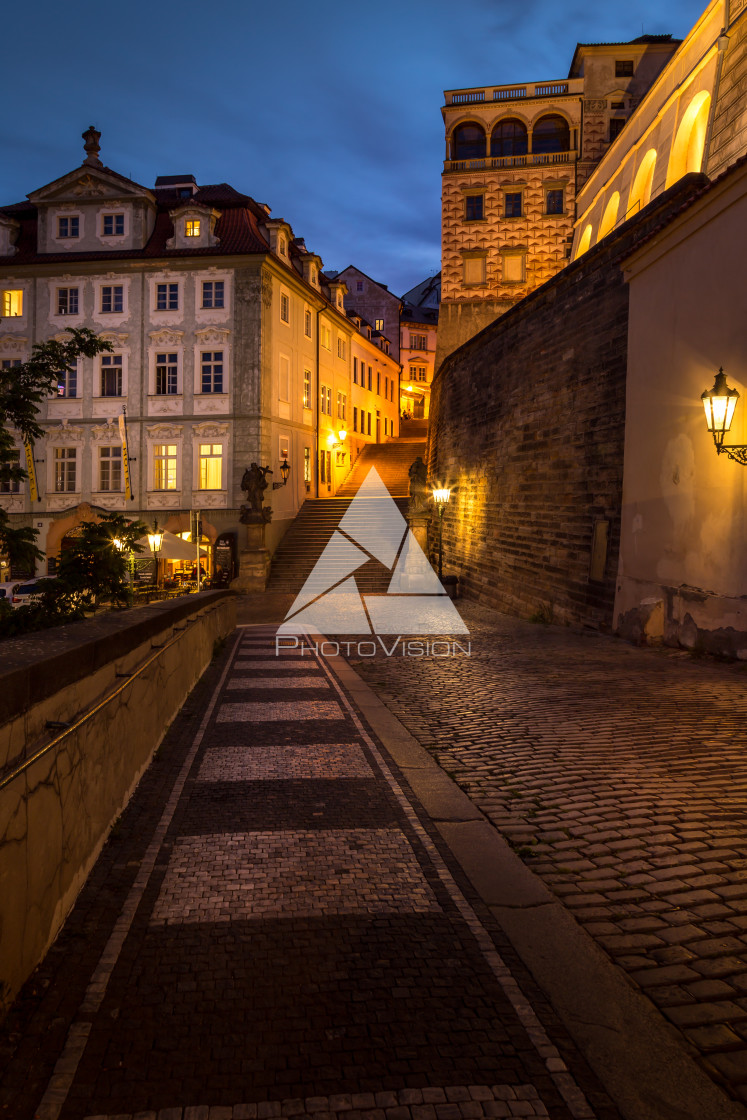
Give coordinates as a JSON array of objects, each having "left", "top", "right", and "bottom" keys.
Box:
[
  {"left": 0, "top": 128, "right": 392, "bottom": 579},
  {"left": 437, "top": 35, "right": 680, "bottom": 367}
]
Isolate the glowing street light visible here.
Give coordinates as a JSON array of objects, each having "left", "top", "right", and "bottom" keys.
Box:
[{"left": 432, "top": 486, "right": 451, "bottom": 581}]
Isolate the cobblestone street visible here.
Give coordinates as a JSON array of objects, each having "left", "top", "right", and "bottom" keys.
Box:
[
  {"left": 0, "top": 625, "right": 622, "bottom": 1120},
  {"left": 348, "top": 601, "right": 747, "bottom": 1111}
]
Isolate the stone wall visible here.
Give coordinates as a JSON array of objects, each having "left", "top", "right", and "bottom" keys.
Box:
[
  {"left": 427, "top": 176, "right": 706, "bottom": 629},
  {"left": 0, "top": 591, "right": 235, "bottom": 1015}
]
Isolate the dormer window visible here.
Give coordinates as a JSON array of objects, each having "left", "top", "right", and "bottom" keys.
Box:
[
  {"left": 102, "top": 213, "right": 124, "bottom": 236},
  {"left": 58, "top": 216, "right": 79, "bottom": 239},
  {"left": 311, "top": 267, "right": 317, "bottom": 284},
  {"left": 186, "top": 219, "right": 201, "bottom": 237},
  {"left": 279, "top": 236, "right": 287, "bottom": 256}
]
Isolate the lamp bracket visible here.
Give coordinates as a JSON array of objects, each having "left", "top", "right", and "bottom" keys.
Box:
[
  {"left": 717, "top": 444, "right": 747, "bottom": 466},
  {"left": 272, "top": 481, "right": 286, "bottom": 489}
]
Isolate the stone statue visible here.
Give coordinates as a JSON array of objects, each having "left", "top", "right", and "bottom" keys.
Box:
[
  {"left": 239, "top": 462, "right": 273, "bottom": 524},
  {"left": 408, "top": 456, "right": 429, "bottom": 515}
]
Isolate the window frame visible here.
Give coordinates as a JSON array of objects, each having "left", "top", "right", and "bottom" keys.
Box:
[
  {"left": 198, "top": 442, "right": 223, "bottom": 490},
  {"left": 98, "top": 445, "right": 123, "bottom": 493},
  {"left": 200, "top": 350, "right": 224, "bottom": 394},
  {"left": 100, "top": 354, "right": 123, "bottom": 398},
  {"left": 156, "top": 282, "right": 180, "bottom": 312},
  {"left": 201, "top": 279, "right": 225, "bottom": 309},
  {"left": 504, "top": 191, "right": 523, "bottom": 218},
  {"left": 101, "top": 284, "right": 124, "bottom": 314},
  {"left": 152, "top": 442, "right": 178, "bottom": 491},
  {"left": 464, "top": 194, "right": 484, "bottom": 222},
  {"left": 53, "top": 446, "right": 77, "bottom": 493}
]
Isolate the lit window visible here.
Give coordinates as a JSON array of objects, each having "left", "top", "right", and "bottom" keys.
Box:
[
  {"left": 337, "top": 337, "right": 346, "bottom": 359},
  {"left": 99, "top": 446, "right": 122, "bottom": 492},
  {"left": 280, "top": 293, "right": 290, "bottom": 323},
  {"left": 199, "top": 443, "right": 223, "bottom": 489},
  {"left": 201, "top": 351, "right": 224, "bottom": 394},
  {"left": 321, "top": 324, "right": 331, "bottom": 350},
  {"left": 57, "top": 216, "right": 79, "bottom": 239},
  {"left": 546, "top": 189, "right": 564, "bottom": 215},
  {"left": 54, "top": 447, "right": 77, "bottom": 492},
  {"left": 202, "top": 280, "right": 224, "bottom": 308},
  {"left": 304, "top": 308, "right": 312, "bottom": 337},
  {"left": 303, "top": 369, "right": 311, "bottom": 409},
  {"left": 1, "top": 290, "right": 23, "bottom": 317},
  {"left": 155, "top": 352, "right": 178, "bottom": 395},
  {"left": 304, "top": 447, "right": 311, "bottom": 488},
  {"left": 375, "top": 319, "right": 384, "bottom": 331},
  {"left": 156, "top": 283, "right": 179, "bottom": 311},
  {"left": 57, "top": 287, "right": 79, "bottom": 316},
  {"left": 615, "top": 60, "right": 634, "bottom": 77},
  {"left": 505, "top": 192, "right": 523, "bottom": 218},
  {"left": 100, "top": 355, "right": 123, "bottom": 397},
  {"left": 57, "top": 361, "right": 78, "bottom": 398},
  {"left": 103, "top": 214, "right": 124, "bottom": 236},
  {"left": 0, "top": 449, "right": 20, "bottom": 494},
  {"left": 101, "top": 285, "right": 123, "bottom": 313},
  {"left": 154, "top": 444, "right": 177, "bottom": 490},
  {"left": 465, "top": 195, "right": 484, "bottom": 221},
  {"left": 320, "top": 384, "right": 332, "bottom": 415},
  {"left": 185, "top": 219, "right": 201, "bottom": 237},
  {"left": 337, "top": 392, "right": 347, "bottom": 420}
]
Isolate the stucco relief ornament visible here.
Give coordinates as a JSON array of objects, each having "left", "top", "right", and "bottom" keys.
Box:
[{"left": 239, "top": 462, "right": 273, "bottom": 524}]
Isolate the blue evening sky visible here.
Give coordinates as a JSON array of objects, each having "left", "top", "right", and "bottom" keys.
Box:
[{"left": 1, "top": 0, "right": 706, "bottom": 297}]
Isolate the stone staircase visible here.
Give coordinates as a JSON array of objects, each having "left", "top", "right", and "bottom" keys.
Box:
[
  {"left": 336, "top": 440, "right": 426, "bottom": 498},
  {"left": 267, "top": 497, "right": 409, "bottom": 594}
]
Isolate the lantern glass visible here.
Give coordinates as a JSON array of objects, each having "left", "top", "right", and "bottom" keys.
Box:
[
  {"left": 702, "top": 369, "right": 739, "bottom": 435},
  {"left": 280, "top": 458, "right": 290, "bottom": 484},
  {"left": 432, "top": 487, "right": 451, "bottom": 506}
]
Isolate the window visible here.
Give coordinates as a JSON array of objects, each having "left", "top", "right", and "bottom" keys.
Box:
[
  {"left": 303, "top": 368, "right": 311, "bottom": 409},
  {"left": 367, "top": 412, "right": 372, "bottom": 436},
  {"left": 54, "top": 447, "right": 77, "bottom": 492},
  {"left": 278, "top": 236, "right": 287, "bottom": 256},
  {"left": 356, "top": 281, "right": 363, "bottom": 292},
  {"left": 376, "top": 371, "right": 380, "bottom": 395},
  {"left": 1, "top": 359, "right": 21, "bottom": 369},
  {"left": 465, "top": 195, "right": 484, "bottom": 221},
  {"left": 410, "top": 365, "right": 427, "bottom": 382},
  {"left": 321, "top": 324, "right": 331, "bottom": 350},
  {"left": 491, "top": 118, "right": 528, "bottom": 158},
  {"left": 156, "top": 283, "right": 179, "bottom": 311},
  {"left": 410, "top": 333, "right": 427, "bottom": 350},
  {"left": 57, "top": 361, "right": 77, "bottom": 398},
  {"left": 57, "top": 287, "right": 79, "bottom": 316},
  {"left": 102, "top": 214, "right": 124, "bottom": 236},
  {"left": 1, "top": 290, "right": 23, "bottom": 317},
  {"left": 610, "top": 100, "right": 625, "bottom": 110},
  {"left": 202, "top": 281, "right": 224, "bottom": 308},
  {"left": 57, "top": 216, "right": 79, "bottom": 238},
  {"left": 367, "top": 366, "right": 372, "bottom": 391},
  {"left": 99, "top": 446, "right": 122, "bottom": 492},
  {"left": 304, "top": 447, "right": 311, "bottom": 490},
  {"left": 375, "top": 319, "right": 384, "bottom": 331},
  {"left": 452, "top": 122, "right": 486, "bottom": 160},
  {"left": 320, "top": 384, "right": 332, "bottom": 414},
  {"left": 463, "top": 256, "right": 486, "bottom": 285},
  {"left": 185, "top": 219, "right": 201, "bottom": 237},
  {"left": 532, "top": 114, "right": 571, "bottom": 154},
  {"left": 100, "top": 354, "right": 123, "bottom": 397},
  {"left": 199, "top": 443, "right": 223, "bottom": 489},
  {"left": 337, "top": 392, "right": 347, "bottom": 420},
  {"left": 280, "top": 293, "right": 290, "bottom": 323},
  {"left": 154, "top": 444, "right": 177, "bottom": 490},
  {"left": 546, "top": 188, "right": 564, "bottom": 215},
  {"left": 609, "top": 118, "right": 626, "bottom": 143},
  {"left": 0, "top": 449, "right": 20, "bottom": 494},
  {"left": 353, "top": 356, "right": 358, "bottom": 385},
  {"left": 201, "top": 351, "right": 223, "bottom": 394},
  {"left": 505, "top": 192, "right": 523, "bottom": 218},
  {"left": 155, "top": 352, "right": 178, "bottom": 395},
  {"left": 384, "top": 418, "right": 388, "bottom": 436},
  {"left": 353, "top": 406, "right": 358, "bottom": 432},
  {"left": 304, "top": 308, "right": 312, "bottom": 337},
  {"left": 503, "top": 254, "right": 526, "bottom": 283},
  {"left": 385, "top": 376, "right": 389, "bottom": 397},
  {"left": 337, "top": 337, "right": 346, "bottom": 359},
  {"left": 279, "top": 354, "right": 290, "bottom": 401},
  {"left": 101, "top": 285, "right": 123, "bottom": 313},
  {"left": 615, "top": 60, "right": 634, "bottom": 77}
]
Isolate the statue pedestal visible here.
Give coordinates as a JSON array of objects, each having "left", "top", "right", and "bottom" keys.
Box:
[
  {"left": 230, "top": 518, "right": 271, "bottom": 594},
  {"left": 400, "top": 511, "right": 435, "bottom": 591}
]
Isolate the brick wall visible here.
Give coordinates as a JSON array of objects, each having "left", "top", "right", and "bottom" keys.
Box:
[{"left": 427, "top": 175, "right": 707, "bottom": 629}]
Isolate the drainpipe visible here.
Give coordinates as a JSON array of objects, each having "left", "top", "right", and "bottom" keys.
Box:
[{"left": 315, "top": 305, "right": 321, "bottom": 498}]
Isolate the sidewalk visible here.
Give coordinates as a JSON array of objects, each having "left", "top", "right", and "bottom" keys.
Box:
[
  {"left": 0, "top": 623, "right": 620, "bottom": 1120},
  {"left": 344, "top": 599, "right": 747, "bottom": 1113}
]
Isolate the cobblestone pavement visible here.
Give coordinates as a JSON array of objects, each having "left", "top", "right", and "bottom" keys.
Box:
[
  {"left": 0, "top": 627, "right": 620, "bottom": 1120},
  {"left": 346, "top": 602, "right": 747, "bottom": 1108}
]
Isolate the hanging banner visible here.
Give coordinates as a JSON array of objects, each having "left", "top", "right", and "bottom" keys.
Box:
[
  {"left": 118, "top": 409, "right": 133, "bottom": 500},
  {"left": 24, "top": 442, "right": 39, "bottom": 502}
]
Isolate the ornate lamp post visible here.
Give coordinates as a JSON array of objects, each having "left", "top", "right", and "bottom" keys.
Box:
[
  {"left": 432, "top": 486, "right": 452, "bottom": 580},
  {"left": 701, "top": 369, "right": 747, "bottom": 465},
  {"left": 147, "top": 519, "right": 164, "bottom": 588}
]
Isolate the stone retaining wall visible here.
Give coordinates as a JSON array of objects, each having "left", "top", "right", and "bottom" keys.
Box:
[{"left": 0, "top": 591, "right": 235, "bottom": 1015}]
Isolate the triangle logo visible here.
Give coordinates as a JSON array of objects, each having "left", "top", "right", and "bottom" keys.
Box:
[{"left": 277, "top": 467, "right": 468, "bottom": 636}]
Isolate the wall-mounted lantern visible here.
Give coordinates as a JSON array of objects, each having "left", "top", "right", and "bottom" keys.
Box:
[
  {"left": 272, "top": 457, "right": 291, "bottom": 489},
  {"left": 701, "top": 368, "right": 747, "bottom": 465}
]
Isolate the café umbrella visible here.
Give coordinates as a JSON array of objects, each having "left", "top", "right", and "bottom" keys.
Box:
[{"left": 133, "top": 529, "right": 208, "bottom": 562}]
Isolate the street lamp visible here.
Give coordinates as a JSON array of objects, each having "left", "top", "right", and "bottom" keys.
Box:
[
  {"left": 147, "top": 519, "right": 164, "bottom": 587},
  {"left": 701, "top": 369, "right": 747, "bottom": 465},
  {"left": 432, "top": 486, "right": 451, "bottom": 580}
]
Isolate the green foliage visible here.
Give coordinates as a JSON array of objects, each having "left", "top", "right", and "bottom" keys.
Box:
[
  {"left": 0, "top": 593, "right": 84, "bottom": 640},
  {"left": 54, "top": 513, "right": 148, "bottom": 610},
  {"left": 0, "top": 328, "right": 113, "bottom": 568}
]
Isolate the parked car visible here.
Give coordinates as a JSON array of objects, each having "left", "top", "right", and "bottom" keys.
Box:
[
  {"left": 0, "top": 582, "right": 19, "bottom": 605},
  {"left": 12, "top": 578, "right": 53, "bottom": 607}
]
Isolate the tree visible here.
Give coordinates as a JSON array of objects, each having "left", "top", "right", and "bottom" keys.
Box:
[
  {"left": 0, "top": 327, "right": 113, "bottom": 571},
  {"left": 52, "top": 512, "right": 148, "bottom": 610}
]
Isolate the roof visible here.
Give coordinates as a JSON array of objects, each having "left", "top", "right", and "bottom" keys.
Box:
[{"left": 401, "top": 271, "right": 441, "bottom": 308}]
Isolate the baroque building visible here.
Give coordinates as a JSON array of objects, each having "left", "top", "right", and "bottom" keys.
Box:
[
  {"left": 0, "top": 129, "right": 400, "bottom": 578},
  {"left": 437, "top": 35, "right": 680, "bottom": 368}
]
